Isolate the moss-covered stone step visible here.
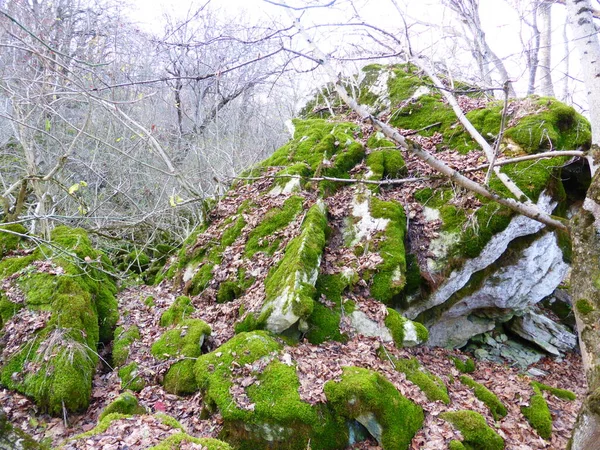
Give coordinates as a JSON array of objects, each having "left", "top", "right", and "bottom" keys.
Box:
[{"left": 0, "top": 226, "right": 118, "bottom": 415}]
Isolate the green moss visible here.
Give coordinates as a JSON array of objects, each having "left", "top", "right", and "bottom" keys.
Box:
[
  {"left": 503, "top": 98, "right": 591, "bottom": 154},
  {"left": 384, "top": 308, "right": 428, "bottom": 347},
  {"left": 99, "top": 391, "right": 146, "bottom": 420},
  {"left": 258, "top": 201, "right": 328, "bottom": 332},
  {"left": 216, "top": 280, "right": 243, "bottom": 304},
  {"left": 148, "top": 433, "right": 233, "bottom": 450},
  {"left": 163, "top": 360, "right": 198, "bottom": 395},
  {"left": 245, "top": 196, "right": 304, "bottom": 258},
  {"left": 366, "top": 135, "right": 406, "bottom": 182},
  {"left": 321, "top": 142, "right": 366, "bottom": 195},
  {"left": 73, "top": 413, "right": 130, "bottom": 440},
  {"left": 576, "top": 299, "right": 594, "bottom": 315},
  {"left": 531, "top": 381, "right": 576, "bottom": 400},
  {"left": 112, "top": 325, "right": 141, "bottom": 367},
  {"left": 441, "top": 410, "right": 504, "bottom": 450},
  {"left": 305, "top": 302, "right": 346, "bottom": 344},
  {"left": 145, "top": 296, "right": 155, "bottom": 307},
  {"left": 0, "top": 253, "right": 37, "bottom": 278},
  {"left": 449, "top": 440, "right": 467, "bottom": 450},
  {"left": 0, "top": 295, "right": 23, "bottom": 325},
  {"left": 160, "top": 296, "right": 195, "bottom": 327},
  {"left": 521, "top": 384, "right": 552, "bottom": 440},
  {"left": 0, "top": 227, "right": 118, "bottom": 415},
  {"left": 152, "top": 319, "right": 210, "bottom": 393},
  {"left": 305, "top": 274, "right": 354, "bottom": 344},
  {"left": 0, "top": 223, "right": 28, "bottom": 257},
  {"left": 391, "top": 357, "right": 450, "bottom": 404},
  {"left": 118, "top": 362, "right": 145, "bottom": 391},
  {"left": 261, "top": 119, "right": 359, "bottom": 173},
  {"left": 369, "top": 197, "right": 407, "bottom": 303},
  {"left": 459, "top": 376, "right": 507, "bottom": 421},
  {"left": 151, "top": 318, "right": 210, "bottom": 359},
  {"left": 324, "top": 366, "right": 424, "bottom": 449},
  {"left": 124, "top": 250, "right": 150, "bottom": 274},
  {"left": 2, "top": 335, "right": 96, "bottom": 415},
  {"left": 195, "top": 331, "right": 345, "bottom": 449},
  {"left": 450, "top": 356, "right": 476, "bottom": 374},
  {"left": 195, "top": 331, "right": 283, "bottom": 420}
]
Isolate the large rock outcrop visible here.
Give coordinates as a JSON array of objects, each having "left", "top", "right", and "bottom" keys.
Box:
[{"left": 160, "top": 64, "right": 587, "bottom": 354}]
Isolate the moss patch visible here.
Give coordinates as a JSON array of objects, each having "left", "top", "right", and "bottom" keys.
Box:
[
  {"left": 113, "top": 325, "right": 141, "bottom": 367},
  {"left": 521, "top": 384, "right": 552, "bottom": 440},
  {"left": 441, "top": 410, "right": 505, "bottom": 450},
  {"left": 99, "top": 391, "right": 146, "bottom": 420},
  {"left": 148, "top": 433, "right": 233, "bottom": 450},
  {"left": 391, "top": 356, "right": 450, "bottom": 404},
  {"left": 118, "top": 362, "right": 145, "bottom": 392},
  {"left": 450, "top": 356, "right": 476, "bottom": 374},
  {"left": 531, "top": 381, "right": 576, "bottom": 401},
  {"left": 195, "top": 331, "right": 345, "bottom": 449},
  {"left": 251, "top": 201, "right": 328, "bottom": 334},
  {"left": 151, "top": 319, "right": 211, "bottom": 359},
  {"left": 369, "top": 197, "right": 407, "bottom": 304},
  {"left": 245, "top": 196, "right": 304, "bottom": 258},
  {"left": 384, "top": 308, "right": 428, "bottom": 347},
  {"left": 0, "top": 223, "right": 28, "bottom": 257},
  {"left": 160, "top": 296, "right": 195, "bottom": 327},
  {"left": 324, "top": 366, "right": 423, "bottom": 449},
  {"left": 459, "top": 376, "right": 507, "bottom": 421},
  {"left": 576, "top": 298, "right": 594, "bottom": 315}
]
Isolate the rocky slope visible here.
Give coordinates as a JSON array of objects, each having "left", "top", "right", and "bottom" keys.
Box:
[{"left": 0, "top": 64, "right": 590, "bottom": 449}]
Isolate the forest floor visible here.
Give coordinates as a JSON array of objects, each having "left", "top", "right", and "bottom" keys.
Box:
[{"left": 0, "top": 281, "right": 587, "bottom": 450}]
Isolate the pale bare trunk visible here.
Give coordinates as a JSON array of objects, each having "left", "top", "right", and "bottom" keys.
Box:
[
  {"left": 565, "top": 0, "right": 600, "bottom": 447},
  {"left": 538, "top": 1, "right": 555, "bottom": 97}
]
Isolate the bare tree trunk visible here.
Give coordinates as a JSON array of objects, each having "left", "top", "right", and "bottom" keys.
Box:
[
  {"left": 527, "top": 0, "right": 541, "bottom": 95},
  {"left": 538, "top": 1, "right": 555, "bottom": 96},
  {"left": 565, "top": 0, "right": 600, "bottom": 447}
]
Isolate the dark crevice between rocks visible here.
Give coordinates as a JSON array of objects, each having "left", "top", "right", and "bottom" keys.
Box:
[{"left": 562, "top": 157, "right": 591, "bottom": 204}]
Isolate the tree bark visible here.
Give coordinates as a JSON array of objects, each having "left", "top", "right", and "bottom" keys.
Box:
[
  {"left": 565, "top": 0, "right": 600, "bottom": 447},
  {"left": 538, "top": 1, "right": 555, "bottom": 97}
]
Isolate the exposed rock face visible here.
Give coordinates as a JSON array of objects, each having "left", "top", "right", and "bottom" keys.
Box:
[
  {"left": 509, "top": 309, "right": 578, "bottom": 355},
  {"left": 426, "top": 230, "right": 569, "bottom": 347}
]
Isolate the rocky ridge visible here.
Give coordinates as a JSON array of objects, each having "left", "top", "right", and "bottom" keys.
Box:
[{"left": 0, "top": 64, "right": 590, "bottom": 449}]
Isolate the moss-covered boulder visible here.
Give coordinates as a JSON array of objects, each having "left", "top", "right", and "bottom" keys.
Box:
[
  {"left": 0, "top": 226, "right": 118, "bottom": 415},
  {"left": 99, "top": 391, "right": 146, "bottom": 420},
  {"left": 152, "top": 318, "right": 211, "bottom": 394},
  {"left": 324, "top": 366, "right": 424, "bottom": 449},
  {"left": 194, "top": 331, "right": 347, "bottom": 449}
]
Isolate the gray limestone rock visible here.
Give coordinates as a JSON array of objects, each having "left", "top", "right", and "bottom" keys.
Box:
[{"left": 508, "top": 309, "right": 578, "bottom": 356}]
